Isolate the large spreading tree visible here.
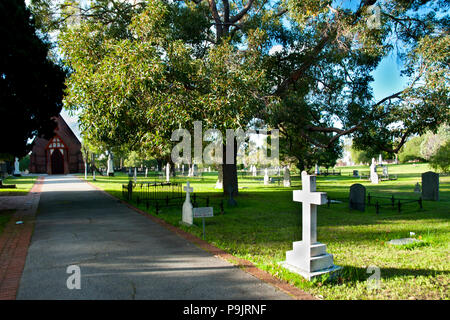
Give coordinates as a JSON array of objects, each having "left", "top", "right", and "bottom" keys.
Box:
[
  {"left": 31, "top": 0, "right": 449, "bottom": 193},
  {"left": 0, "top": 0, "right": 66, "bottom": 160}
]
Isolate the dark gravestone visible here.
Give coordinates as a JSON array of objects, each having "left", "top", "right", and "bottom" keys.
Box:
[
  {"left": 127, "top": 180, "right": 133, "bottom": 200},
  {"left": 226, "top": 185, "right": 237, "bottom": 207},
  {"left": 349, "top": 183, "right": 366, "bottom": 212},
  {"left": 414, "top": 182, "right": 421, "bottom": 193},
  {"left": 422, "top": 171, "right": 439, "bottom": 201}
]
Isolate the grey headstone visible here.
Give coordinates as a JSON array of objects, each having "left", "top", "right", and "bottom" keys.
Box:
[
  {"left": 349, "top": 183, "right": 366, "bottom": 212},
  {"left": 422, "top": 171, "right": 439, "bottom": 201}
]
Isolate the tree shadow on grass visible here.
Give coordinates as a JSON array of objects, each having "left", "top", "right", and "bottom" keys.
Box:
[{"left": 328, "top": 264, "right": 450, "bottom": 285}]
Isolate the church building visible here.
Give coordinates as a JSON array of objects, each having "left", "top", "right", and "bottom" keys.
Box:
[{"left": 29, "top": 115, "right": 84, "bottom": 174}]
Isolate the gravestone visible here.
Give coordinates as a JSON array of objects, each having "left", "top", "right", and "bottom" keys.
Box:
[
  {"left": 382, "top": 166, "right": 388, "bottom": 177},
  {"left": 352, "top": 170, "right": 359, "bottom": 177},
  {"left": 349, "top": 183, "right": 366, "bottom": 212},
  {"left": 370, "top": 158, "right": 379, "bottom": 184},
  {"left": 281, "top": 171, "right": 341, "bottom": 280},
  {"left": 414, "top": 182, "right": 421, "bottom": 193},
  {"left": 193, "top": 164, "right": 198, "bottom": 176},
  {"left": 252, "top": 165, "right": 257, "bottom": 177},
  {"left": 127, "top": 180, "right": 133, "bottom": 200},
  {"left": 227, "top": 185, "right": 237, "bottom": 207},
  {"left": 264, "top": 168, "right": 270, "bottom": 185},
  {"left": 166, "top": 162, "right": 170, "bottom": 183},
  {"left": 13, "top": 157, "right": 21, "bottom": 176},
  {"left": 181, "top": 181, "right": 194, "bottom": 226},
  {"left": 422, "top": 171, "right": 439, "bottom": 201},
  {"left": 283, "top": 167, "right": 291, "bottom": 187},
  {"left": 378, "top": 154, "right": 383, "bottom": 165},
  {"left": 107, "top": 153, "right": 114, "bottom": 176}
]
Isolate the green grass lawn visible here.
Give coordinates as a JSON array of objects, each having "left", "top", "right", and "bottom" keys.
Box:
[
  {"left": 0, "top": 176, "right": 38, "bottom": 196},
  {"left": 80, "top": 163, "right": 449, "bottom": 300}
]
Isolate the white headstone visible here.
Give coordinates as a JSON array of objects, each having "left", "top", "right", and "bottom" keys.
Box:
[
  {"left": 283, "top": 167, "right": 291, "bottom": 187},
  {"left": 107, "top": 153, "right": 114, "bottom": 176},
  {"left": 370, "top": 158, "right": 379, "bottom": 184},
  {"left": 182, "top": 181, "right": 194, "bottom": 226},
  {"left": 282, "top": 171, "right": 341, "bottom": 280},
  {"left": 166, "top": 162, "right": 170, "bottom": 182},
  {"left": 14, "top": 157, "right": 20, "bottom": 176},
  {"left": 252, "top": 165, "right": 257, "bottom": 177},
  {"left": 264, "top": 168, "right": 270, "bottom": 185},
  {"left": 378, "top": 154, "right": 383, "bottom": 165}
]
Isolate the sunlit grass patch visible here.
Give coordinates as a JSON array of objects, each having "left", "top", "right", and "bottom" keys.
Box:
[{"left": 0, "top": 176, "right": 37, "bottom": 196}]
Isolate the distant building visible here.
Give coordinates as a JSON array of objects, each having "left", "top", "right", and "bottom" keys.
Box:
[{"left": 29, "top": 115, "right": 84, "bottom": 174}]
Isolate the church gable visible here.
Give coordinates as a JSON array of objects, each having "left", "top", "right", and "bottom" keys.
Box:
[{"left": 29, "top": 115, "right": 84, "bottom": 174}]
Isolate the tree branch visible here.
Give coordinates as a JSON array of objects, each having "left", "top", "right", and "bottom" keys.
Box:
[{"left": 230, "top": 0, "right": 255, "bottom": 23}]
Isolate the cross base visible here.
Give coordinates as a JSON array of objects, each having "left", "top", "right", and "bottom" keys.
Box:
[
  {"left": 282, "top": 241, "right": 342, "bottom": 280},
  {"left": 279, "top": 261, "right": 341, "bottom": 281}
]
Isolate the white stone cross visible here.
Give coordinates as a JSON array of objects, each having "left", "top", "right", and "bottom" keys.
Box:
[
  {"left": 293, "top": 171, "right": 327, "bottom": 247},
  {"left": 184, "top": 181, "right": 193, "bottom": 201},
  {"left": 182, "top": 181, "right": 194, "bottom": 226}
]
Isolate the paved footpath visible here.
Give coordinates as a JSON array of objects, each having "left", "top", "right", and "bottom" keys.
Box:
[{"left": 16, "top": 175, "right": 297, "bottom": 300}]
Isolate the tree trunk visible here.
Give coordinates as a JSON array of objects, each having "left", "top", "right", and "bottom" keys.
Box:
[{"left": 222, "top": 140, "right": 238, "bottom": 196}]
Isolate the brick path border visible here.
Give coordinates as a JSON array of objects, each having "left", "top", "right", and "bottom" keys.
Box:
[
  {"left": 81, "top": 177, "right": 316, "bottom": 300},
  {"left": 0, "top": 177, "right": 44, "bottom": 300}
]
